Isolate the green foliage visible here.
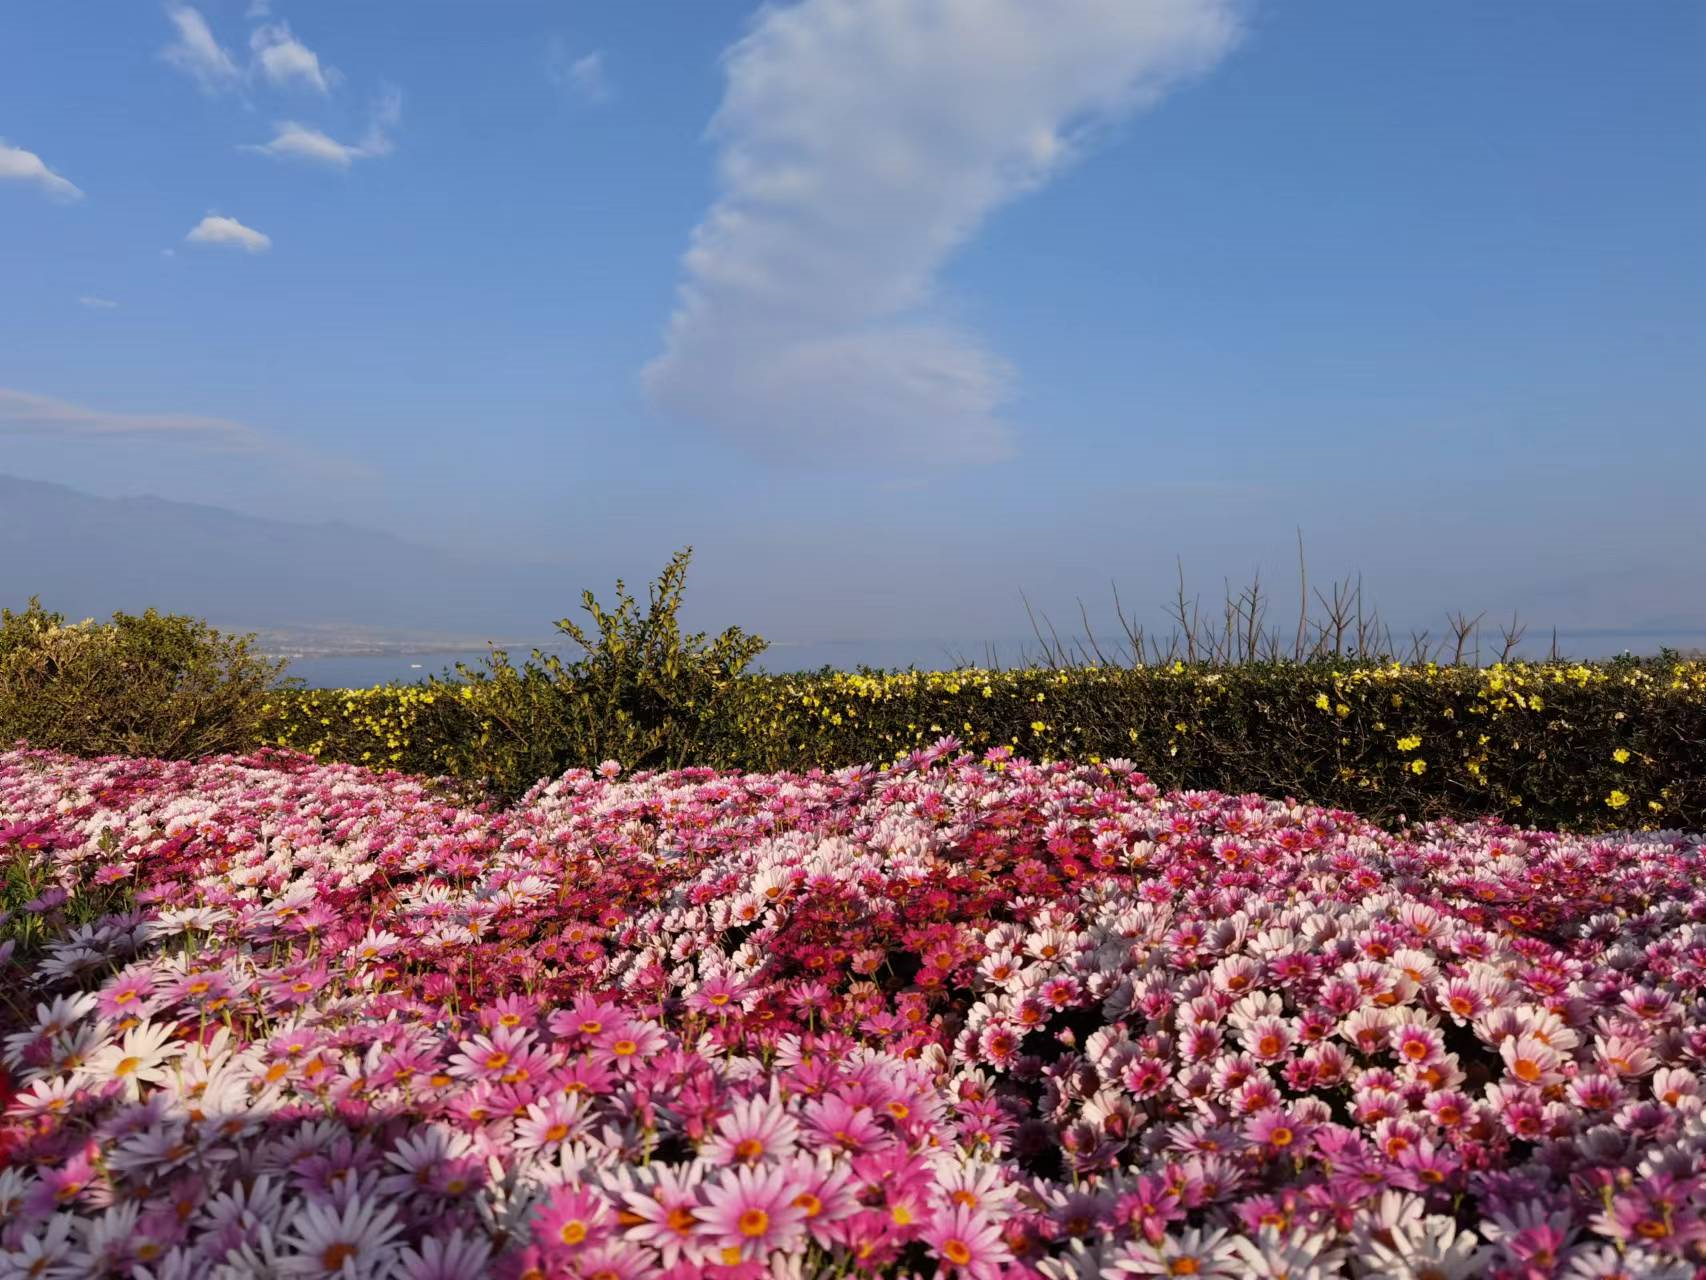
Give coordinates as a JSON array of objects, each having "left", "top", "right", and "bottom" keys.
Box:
[
  {"left": 263, "top": 654, "right": 1706, "bottom": 831},
  {"left": 418, "top": 547, "right": 769, "bottom": 796},
  {"left": 14, "top": 555, "right": 1694, "bottom": 832},
  {"left": 0, "top": 597, "right": 284, "bottom": 759}
]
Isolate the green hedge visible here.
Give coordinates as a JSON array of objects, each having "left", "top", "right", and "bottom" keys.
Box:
[{"left": 260, "top": 657, "right": 1706, "bottom": 832}]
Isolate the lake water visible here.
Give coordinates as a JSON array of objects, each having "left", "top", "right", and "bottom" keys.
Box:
[
  {"left": 276, "top": 638, "right": 979, "bottom": 688},
  {"left": 275, "top": 630, "right": 1704, "bottom": 689}
]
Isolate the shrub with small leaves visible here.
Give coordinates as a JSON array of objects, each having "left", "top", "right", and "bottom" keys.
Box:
[{"left": 0, "top": 597, "right": 284, "bottom": 759}]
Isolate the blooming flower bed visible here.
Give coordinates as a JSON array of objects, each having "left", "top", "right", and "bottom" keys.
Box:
[{"left": 2, "top": 739, "right": 1704, "bottom": 1279}]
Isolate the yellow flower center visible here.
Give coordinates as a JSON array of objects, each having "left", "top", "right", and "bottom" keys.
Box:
[{"left": 322, "top": 1244, "right": 356, "bottom": 1269}]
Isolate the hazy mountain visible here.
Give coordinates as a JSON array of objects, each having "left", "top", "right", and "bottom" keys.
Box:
[{"left": 0, "top": 474, "right": 567, "bottom": 647}]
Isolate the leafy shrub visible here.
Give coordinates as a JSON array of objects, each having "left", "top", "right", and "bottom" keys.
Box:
[
  {"left": 263, "top": 655, "right": 1706, "bottom": 831},
  {"left": 245, "top": 552, "right": 1705, "bottom": 829},
  {"left": 0, "top": 597, "right": 283, "bottom": 759},
  {"left": 349, "top": 547, "right": 770, "bottom": 798}
]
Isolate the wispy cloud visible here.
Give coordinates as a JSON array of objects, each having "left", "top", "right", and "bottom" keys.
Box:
[
  {"left": 644, "top": 0, "right": 1242, "bottom": 464},
  {"left": 78, "top": 297, "right": 120, "bottom": 310},
  {"left": 0, "top": 139, "right": 83, "bottom": 202},
  {"left": 242, "top": 88, "right": 400, "bottom": 168},
  {"left": 161, "top": 4, "right": 240, "bottom": 93},
  {"left": 548, "top": 37, "right": 611, "bottom": 103},
  {"left": 185, "top": 214, "right": 272, "bottom": 253},
  {"left": 0, "top": 386, "right": 376, "bottom": 489},
  {"left": 0, "top": 388, "right": 269, "bottom": 451},
  {"left": 250, "top": 21, "right": 337, "bottom": 94}
]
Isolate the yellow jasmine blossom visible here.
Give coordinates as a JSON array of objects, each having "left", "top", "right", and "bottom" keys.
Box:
[
  {"left": 1396, "top": 735, "right": 1422, "bottom": 752},
  {"left": 1606, "top": 790, "right": 1629, "bottom": 809},
  {"left": 1410, "top": 759, "right": 1426, "bottom": 775},
  {"left": 1612, "top": 748, "right": 1630, "bottom": 764}
]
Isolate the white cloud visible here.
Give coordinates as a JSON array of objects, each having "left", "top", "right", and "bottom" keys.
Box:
[
  {"left": 185, "top": 214, "right": 272, "bottom": 253},
  {"left": 244, "top": 122, "right": 367, "bottom": 167},
  {"left": 569, "top": 52, "right": 611, "bottom": 102},
  {"left": 0, "top": 387, "right": 267, "bottom": 451},
  {"left": 250, "top": 21, "right": 337, "bottom": 94},
  {"left": 246, "top": 0, "right": 272, "bottom": 17},
  {"left": 548, "top": 38, "right": 611, "bottom": 103},
  {"left": 644, "top": 0, "right": 1242, "bottom": 464},
  {"left": 78, "top": 297, "right": 119, "bottom": 310},
  {"left": 161, "top": 5, "right": 240, "bottom": 92},
  {"left": 241, "top": 88, "right": 400, "bottom": 168},
  {"left": 0, "top": 139, "right": 83, "bottom": 202}
]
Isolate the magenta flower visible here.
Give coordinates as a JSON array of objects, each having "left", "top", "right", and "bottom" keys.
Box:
[{"left": 696, "top": 1162, "right": 809, "bottom": 1263}]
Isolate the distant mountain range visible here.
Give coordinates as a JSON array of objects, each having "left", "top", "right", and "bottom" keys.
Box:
[{"left": 0, "top": 473, "right": 565, "bottom": 650}]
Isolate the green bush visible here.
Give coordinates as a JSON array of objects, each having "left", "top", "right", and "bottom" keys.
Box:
[
  {"left": 417, "top": 547, "right": 768, "bottom": 796},
  {"left": 0, "top": 598, "right": 283, "bottom": 759},
  {"left": 262, "top": 653, "right": 1706, "bottom": 831}
]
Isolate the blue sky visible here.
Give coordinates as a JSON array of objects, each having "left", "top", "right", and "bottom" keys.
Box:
[{"left": 2, "top": 1, "right": 1703, "bottom": 660}]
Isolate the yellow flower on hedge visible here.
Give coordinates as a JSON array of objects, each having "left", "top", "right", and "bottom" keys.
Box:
[
  {"left": 1030, "top": 721, "right": 1046, "bottom": 733},
  {"left": 1606, "top": 790, "right": 1629, "bottom": 809},
  {"left": 1315, "top": 693, "right": 1330, "bottom": 711},
  {"left": 1335, "top": 704, "right": 1350, "bottom": 718},
  {"left": 1612, "top": 748, "right": 1630, "bottom": 764},
  {"left": 1410, "top": 759, "right": 1426, "bottom": 775},
  {"left": 1396, "top": 735, "right": 1422, "bottom": 752}
]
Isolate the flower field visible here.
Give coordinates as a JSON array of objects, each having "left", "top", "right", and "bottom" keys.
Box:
[{"left": 2, "top": 740, "right": 1704, "bottom": 1279}]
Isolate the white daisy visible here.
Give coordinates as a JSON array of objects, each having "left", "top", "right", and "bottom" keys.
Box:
[
  {"left": 2, "top": 993, "right": 98, "bottom": 1067},
  {"left": 81, "top": 1019, "right": 184, "bottom": 1100},
  {"left": 1358, "top": 1212, "right": 1490, "bottom": 1280},
  {"left": 0, "top": 1212, "right": 83, "bottom": 1280},
  {"left": 1228, "top": 1226, "right": 1348, "bottom": 1280},
  {"left": 277, "top": 1194, "right": 402, "bottom": 1278},
  {"left": 392, "top": 1231, "right": 492, "bottom": 1280}
]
